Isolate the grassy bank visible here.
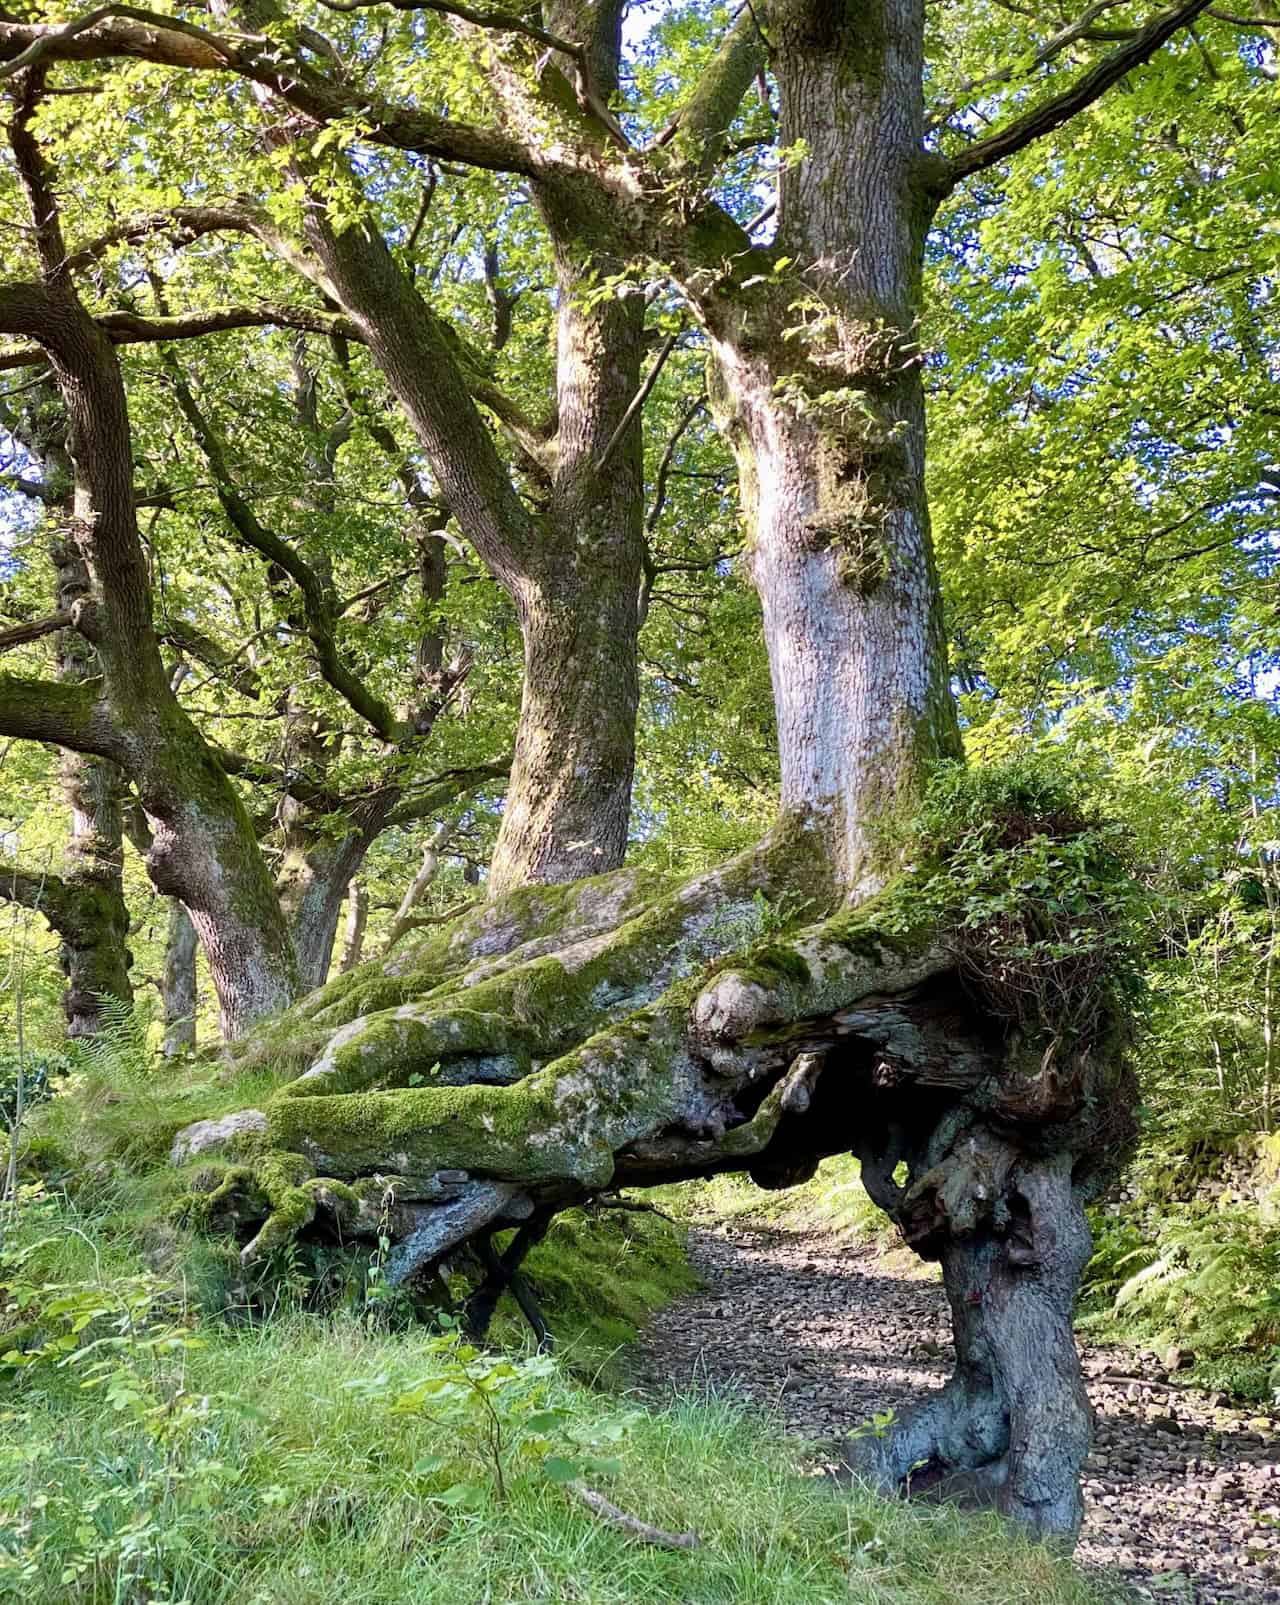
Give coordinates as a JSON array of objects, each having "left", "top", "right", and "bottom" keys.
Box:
[{"left": 0, "top": 1199, "right": 1120, "bottom": 1605}]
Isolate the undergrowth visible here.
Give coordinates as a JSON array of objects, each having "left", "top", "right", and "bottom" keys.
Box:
[
  {"left": 662, "top": 1156, "right": 907, "bottom": 1261},
  {"left": 0, "top": 1193, "right": 1121, "bottom": 1605}
]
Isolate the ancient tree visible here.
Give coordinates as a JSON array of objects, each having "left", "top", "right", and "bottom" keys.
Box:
[
  {"left": 0, "top": 94, "right": 498, "bottom": 1031},
  {"left": 0, "top": 0, "right": 1224, "bottom": 1540}
]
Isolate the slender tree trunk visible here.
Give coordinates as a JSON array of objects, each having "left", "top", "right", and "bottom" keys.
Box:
[
  {"left": 161, "top": 900, "right": 198, "bottom": 1056},
  {"left": 380, "top": 819, "right": 452, "bottom": 955},
  {"left": 51, "top": 482, "right": 132, "bottom": 1037},
  {"left": 339, "top": 879, "right": 368, "bottom": 973}
]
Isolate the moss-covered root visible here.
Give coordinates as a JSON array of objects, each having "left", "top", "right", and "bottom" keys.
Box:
[
  {"left": 225, "top": 815, "right": 840, "bottom": 1100},
  {"left": 170, "top": 881, "right": 962, "bottom": 1278},
  {"left": 178, "top": 1152, "right": 419, "bottom": 1268}
]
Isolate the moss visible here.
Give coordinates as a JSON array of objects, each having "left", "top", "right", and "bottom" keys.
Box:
[
  {"left": 512, "top": 1203, "right": 697, "bottom": 1368},
  {"left": 817, "top": 883, "right": 938, "bottom": 961},
  {"left": 735, "top": 944, "right": 813, "bottom": 987}
]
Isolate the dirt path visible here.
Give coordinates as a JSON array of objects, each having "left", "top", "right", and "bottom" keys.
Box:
[{"left": 629, "top": 1219, "right": 1280, "bottom": 1604}]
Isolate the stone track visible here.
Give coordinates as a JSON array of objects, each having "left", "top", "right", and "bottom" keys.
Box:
[{"left": 629, "top": 1219, "right": 1280, "bottom": 1604}]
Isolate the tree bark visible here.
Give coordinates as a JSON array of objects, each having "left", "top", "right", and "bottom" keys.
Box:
[
  {"left": 849, "top": 1145, "right": 1095, "bottom": 1538},
  {"left": 699, "top": 0, "right": 959, "bottom": 892},
  {"left": 0, "top": 383, "right": 134, "bottom": 1037},
  {"left": 489, "top": 552, "right": 641, "bottom": 896},
  {"left": 161, "top": 900, "right": 198, "bottom": 1056}
]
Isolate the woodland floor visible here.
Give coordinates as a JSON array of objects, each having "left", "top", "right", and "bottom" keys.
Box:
[{"left": 629, "top": 1215, "right": 1280, "bottom": 1605}]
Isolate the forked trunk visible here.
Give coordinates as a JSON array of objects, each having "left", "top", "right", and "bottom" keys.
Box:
[{"left": 304, "top": 164, "right": 644, "bottom": 903}]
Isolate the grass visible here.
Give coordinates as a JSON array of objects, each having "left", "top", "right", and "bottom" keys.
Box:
[
  {"left": 0, "top": 1258, "right": 1123, "bottom": 1605},
  {"left": 661, "top": 1155, "right": 910, "bottom": 1262},
  {"left": 1, "top": 1050, "right": 1123, "bottom": 1603}
]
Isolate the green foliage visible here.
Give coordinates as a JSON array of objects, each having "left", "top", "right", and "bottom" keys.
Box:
[
  {"left": 342, "top": 1322, "right": 640, "bottom": 1506},
  {"left": 886, "top": 758, "right": 1147, "bottom": 1043},
  {"left": 64, "top": 995, "right": 153, "bottom": 1086},
  {"left": 1081, "top": 1205, "right": 1280, "bottom": 1404},
  {"left": 0, "top": 1199, "right": 1119, "bottom": 1605}
]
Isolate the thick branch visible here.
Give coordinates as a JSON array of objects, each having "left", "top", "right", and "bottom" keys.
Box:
[
  {"left": 0, "top": 670, "right": 127, "bottom": 757},
  {"left": 926, "top": 0, "right": 1134, "bottom": 132},
  {"left": 0, "top": 861, "right": 68, "bottom": 920},
  {"left": 934, "top": 0, "right": 1215, "bottom": 195},
  {"left": 0, "top": 8, "right": 538, "bottom": 174},
  {"left": 654, "top": 6, "right": 766, "bottom": 174},
  {"left": 0, "top": 611, "right": 73, "bottom": 653},
  {"left": 0, "top": 302, "right": 363, "bottom": 372}
]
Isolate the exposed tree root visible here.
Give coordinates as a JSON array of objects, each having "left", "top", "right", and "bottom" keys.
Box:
[
  {"left": 464, "top": 1212, "right": 556, "bottom": 1348},
  {"left": 172, "top": 824, "right": 1136, "bottom": 1541}
]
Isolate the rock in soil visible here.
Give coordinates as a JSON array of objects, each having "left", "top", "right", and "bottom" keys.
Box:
[{"left": 629, "top": 1220, "right": 1280, "bottom": 1604}]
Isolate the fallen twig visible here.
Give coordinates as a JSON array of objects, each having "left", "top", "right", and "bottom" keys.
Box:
[{"left": 567, "top": 1482, "right": 700, "bottom": 1550}]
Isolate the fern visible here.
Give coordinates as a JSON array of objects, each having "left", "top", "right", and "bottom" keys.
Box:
[
  {"left": 67, "top": 996, "right": 155, "bottom": 1085},
  {"left": 1099, "top": 1205, "right": 1280, "bottom": 1398}
]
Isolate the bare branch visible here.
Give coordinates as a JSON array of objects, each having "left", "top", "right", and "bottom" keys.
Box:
[
  {"left": 595, "top": 325, "right": 684, "bottom": 475},
  {"left": 0, "top": 611, "right": 73, "bottom": 654}
]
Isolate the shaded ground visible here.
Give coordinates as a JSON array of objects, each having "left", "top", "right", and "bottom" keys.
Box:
[{"left": 629, "top": 1219, "right": 1280, "bottom": 1604}]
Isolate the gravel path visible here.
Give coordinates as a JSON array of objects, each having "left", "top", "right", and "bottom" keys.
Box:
[{"left": 629, "top": 1219, "right": 1280, "bottom": 1604}]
